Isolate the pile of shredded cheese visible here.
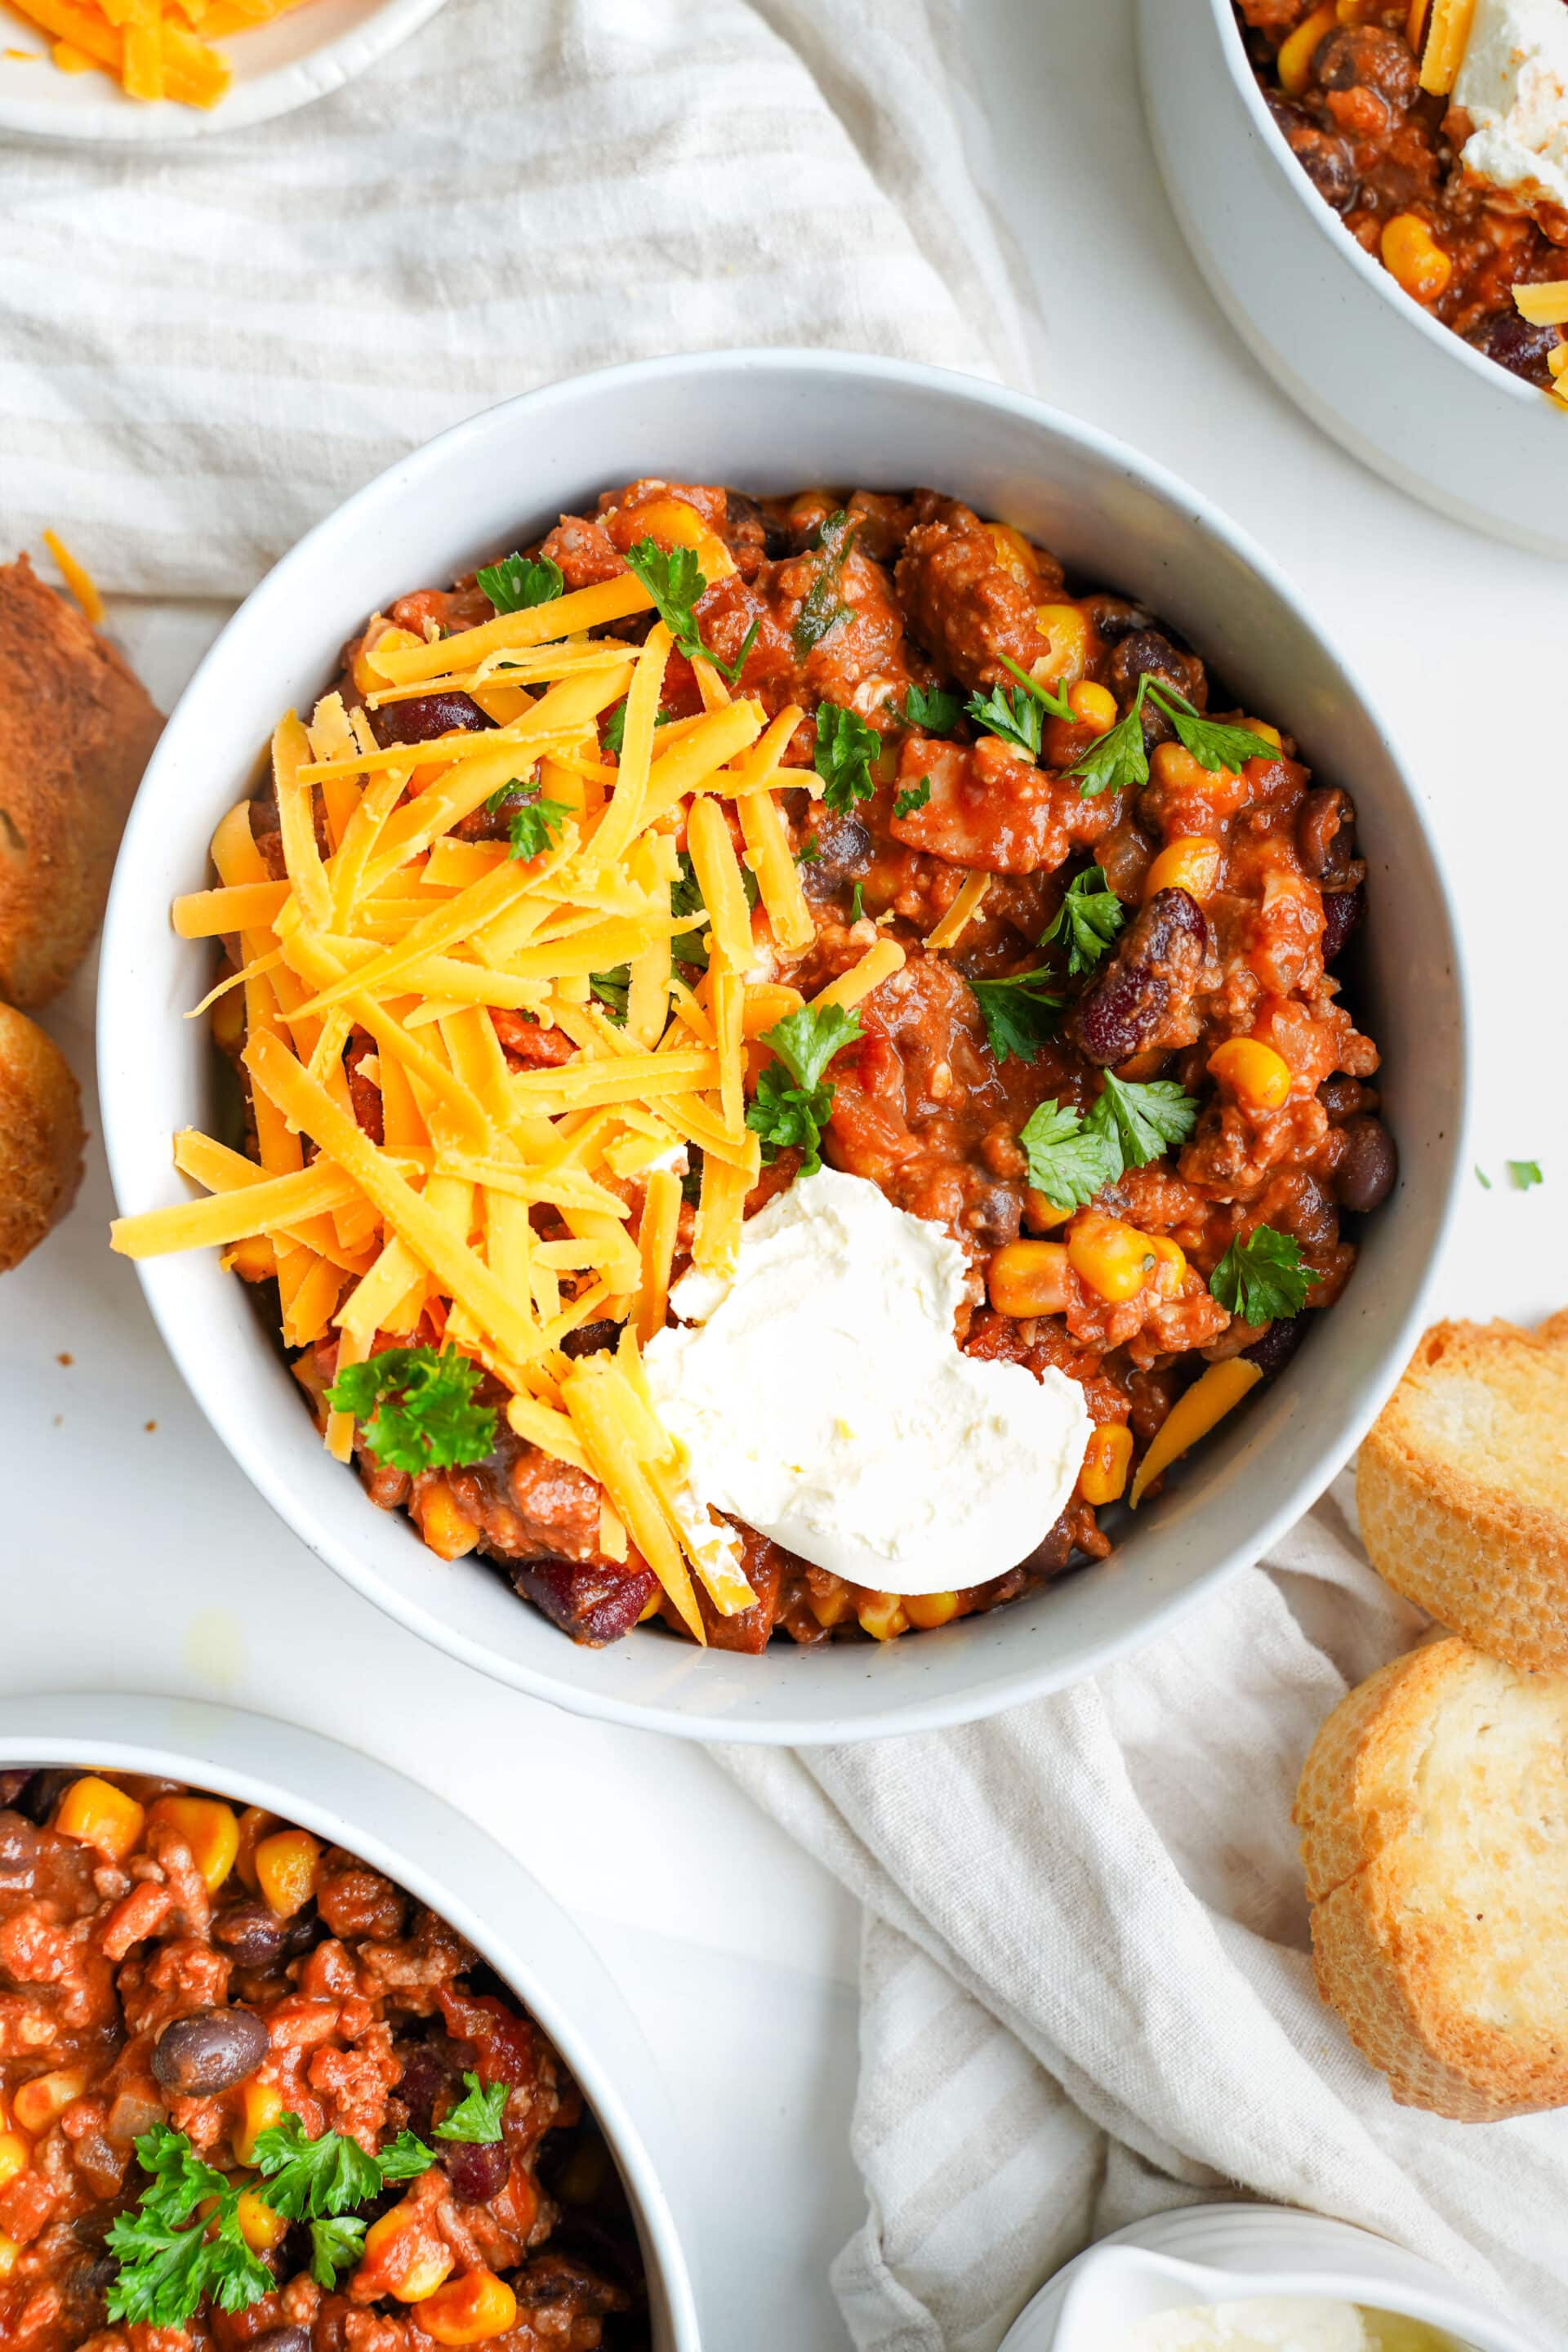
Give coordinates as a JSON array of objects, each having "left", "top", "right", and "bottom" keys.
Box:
[
  {"left": 5, "top": 0, "right": 313, "bottom": 108},
  {"left": 110, "top": 540, "right": 907, "bottom": 1642}
]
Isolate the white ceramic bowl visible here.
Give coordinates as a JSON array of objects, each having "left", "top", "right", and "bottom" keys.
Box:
[
  {"left": 0, "top": 1692, "right": 699, "bottom": 2350},
  {"left": 1138, "top": 0, "right": 1568, "bottom": 558},
  {"left": 1002, "top": 2203, "right": 1539, "bottom": 2351},
  {"left": 0, "top": 0, "right": 447, "bottom": 143},
  {"left": 98, "top": 347, "right": 1468, "bottom": 1745}
]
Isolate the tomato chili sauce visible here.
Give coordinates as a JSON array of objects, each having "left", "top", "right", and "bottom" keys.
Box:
[
  {"left": 225, "top": 478, "right": 1393, "bottom": 1651},
  {"left": 0, "top": 1773, "right": 647, "bottom": 2352},
  {"left": 1236, "top": 2, "right": 1567, "bottom": 383}
]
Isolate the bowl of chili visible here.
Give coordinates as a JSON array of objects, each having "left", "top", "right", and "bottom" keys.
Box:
[
  {"left": 1138, "top": 0, "right": 1568, "bottom": 556},
  {"left": 0, "top": 1692, "right": 697, "bottom": 2351},
  {"left": 98, "top": 348, "right": 1467, "bottom": 1742}
]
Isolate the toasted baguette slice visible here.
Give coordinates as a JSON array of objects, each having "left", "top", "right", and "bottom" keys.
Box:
[
  {"left": 1357, "top": 1315, "right": 1568, "bottom": 1672},
  {"left": 1295, "top": 1636, "right": 1568, "bottom": 2120}
]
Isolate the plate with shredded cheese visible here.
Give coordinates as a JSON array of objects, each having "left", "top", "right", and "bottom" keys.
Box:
[{"left": 0, "top": 0, "right": 447, "bottom": 139}]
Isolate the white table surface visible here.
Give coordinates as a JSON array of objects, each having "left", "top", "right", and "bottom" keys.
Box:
[{"left": 5, "top": 2, "right": 1565, "bottom": 2344}]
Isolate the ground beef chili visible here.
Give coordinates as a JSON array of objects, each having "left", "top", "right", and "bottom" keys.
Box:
[
  {"left": 221, "top": 477, "right": 1391, "bottom": 1651},
  {"left": 0, "top": 1773, "right": 645, "bottom": 2352},
  {"left": 1236, "top": 1, "right": 1568, "bottom": 384}
]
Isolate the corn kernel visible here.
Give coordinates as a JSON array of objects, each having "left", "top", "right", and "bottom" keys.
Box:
[
  {"left": 0, "top": 2234, "right": 18, "bottom": 2283},
  {"left": 1144, "top": 836, "right": 1221, "bottom": 902},
  {"left": 1145, "top": 1235, "right": 1188, "bottom": 1298},
  {"left": 1035, "top": 601, "right": 1089, "bottom": 687},
  {"left": 147, "top": 1797, "right": 239, "bottom": 1893},
  {"left": 857, "top": 1593, "right": 910, "bottom": 1642},
  {"left": 809, "top": 1585, "right": 854, "bottom": 1629},
  {"left": 234, "top": 2079, "right": 284, "bottom": 2164},
  {"left": 1022, "top": 1187, "right": 1073, "bottom": 1232},
  {"left": 415, "top": 1480, "right": 479, "bottom": 1562},
  {"left": 1381, "top": 213, "right": 1451, "bottom": 305},
  {"left": 12, "top": 2069, "right": 87, "bottom": 2136},
  {"left": 414, "top": 2269, "right": 519, "bottom": 2346},
  {"left": 985, "top": 521, "right": 1041, "bottom": 585},
  {"left": 54, "top": 1775, "right": 145, "bottom": 1863},
  {"left": 628, "top": 495, "right": 734, "bottom": 582},
  {"left": 254, "top": 1829, "right": 321, "bottom": 1919},
  {"left": 363, "top": 2204, "right": 453, "bottom": 2303},
  {"left": 988, "top": 1239, "right": 1073, "bottom": 1319},
  {"left": 1067, "top": 1212, "right": 1156, "bottom": 1304},
  {"left": 1080, "top": 1423, "right": 1134, "bottom": 1507},
  {"left": 905, "top": 1592, "right": 961, "bottom": 1630},
  {"left": 0, "top": 2135, "right": 31, "bottom": 2190},
  {"left": 1150, "top": 739, "right": 1214, "bottom": 795},
  {"left": 234, "top": 1806, "right": 280, "bottom": 1893},
  {"left": 1209, "top": 1036, "right": 1292, "bottom": 1111},
  {"left": 1067, "top": 679, "right": 1117, "bottom": 733},
  {"left": 1278, "top": 2, "right": 1336, "bottom": 92},
  {"left": 1241, "top": 717, "right": 1282, "bottom": 751},
  {"left": 237, "top": 2188, "right": 287, "bottom": 2253}
]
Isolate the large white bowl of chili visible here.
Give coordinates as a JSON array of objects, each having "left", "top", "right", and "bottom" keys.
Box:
[{"left": 98, "top": 349, "right": 1467, "bottom": 1744}]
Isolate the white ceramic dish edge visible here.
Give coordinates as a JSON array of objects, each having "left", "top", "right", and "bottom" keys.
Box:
[
  {"left": 1137, "top": 0, "right": 1568, "bottom": 559},
  {"left": 0, "top": 1693, "right": 700, "bottom": 2351},
  {"left": 0, "top": 0, "right": 447, "bottom": 143},
  {"left": 97, "top": 347, "right": 1470, "bottom": 1745},
  {"left": 1002, "top": 2204, "right": 1541, "bottom": 2352}
]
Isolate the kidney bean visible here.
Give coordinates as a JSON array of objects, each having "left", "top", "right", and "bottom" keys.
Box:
[
  {"left": 151, "top": 2006, "right": 270, "bottom": 2096},
  {"left": 440, "top": 2136, "right": 510, "bottom": 2204},
  {"left": 212, "top": 1897, "right": 310, "bottom": 1970},
  {"left": 1314, "top": 24, "right": 1419, "bottom": 109},
  {"left": 511, "top": 1560, "right": 661, "bottom": 1646},
  {"left": 19, "top": 1769, "right": 75, "bottom": 1824},
  {"left": 1297, "top": 786, "right": 1356, "bottom": 883},
  {"left": 1079, "top": 595, "right": 1158, "bottom": 646},
  {"left": 394, "top": 2038, "right": 461, "bottom": 2140},
  {"left": 1319, "top": 879, "right": 1363, "bottom": 964},
  {"left": 0, "top": 1811, "right": 38, "bottom": 1873},
  {"left": 1106, "top": 631, "right": 1205, "bottom": 750},
  {"left": 1068, "top": 887, "right": 1208, "bottom": 1066},
  {"left": 559, "top": 1319, "right": 621, "bottom": 1360},
  {"left": 1265, "top": 93, "right": 1356, "bottom": 212},
  {"left": 1317, "top": 1074, "right": 1371, "bottom": 1121},
  {"left": 368, "top": 691, "right": 494, "bottom": 749},
  {"left": 1334, "top": 1116, "right": 1398, "bottom": 1213},
  {"left": 1464, "top": 310, "right": 1561, "bottom": 389},
  {"left": 722, "top": 488, "right": 791, "bottom": 563},
  {"left": 248, "top": 2328, "right": 311, "bottom": 2352},
  {"left": 1243, "top": 1317, "right": 1306, "bottom": 1380},
  {"left": 0, "top": 1771, "right": 35, "bottom": 1808}
]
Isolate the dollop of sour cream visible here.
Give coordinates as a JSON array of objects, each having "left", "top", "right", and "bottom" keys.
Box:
[
  {"left": 1454, "top": 0, "right": 1568, "bottom": 222},
  {"left": 642, "top": 1166, "right": 1093, "bottom": 1597},
  {"left": 1118, "top": 2304, "right": 1459, "bottom": 2352}
]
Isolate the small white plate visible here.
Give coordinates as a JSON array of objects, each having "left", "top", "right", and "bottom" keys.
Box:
[{"left": 0, "top": 0, "right": 448, "bottom": 142}]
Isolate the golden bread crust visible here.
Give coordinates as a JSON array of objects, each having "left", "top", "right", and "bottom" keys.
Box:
[
  {"left": 0, "top": 554, "right": 163, "bottom": 1010},
  {"left": 0, "top": 1002, "right": 85, "bottom": 1272},
  {"left": 1357, "top": 1317, "right": 1568, "bottom": 1671}
]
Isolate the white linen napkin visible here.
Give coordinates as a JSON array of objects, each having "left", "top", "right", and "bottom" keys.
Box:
[
  {"left": 0, "top": 0, "right": 1026, "bottom": 599},
  {"left": 722, "top": 1481, "right": 1568, "bottom": 2351}
]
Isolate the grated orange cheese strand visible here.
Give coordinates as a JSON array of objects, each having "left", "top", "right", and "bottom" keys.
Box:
[
  {"left": 272, "top": 712, "right": 332, "bottom": 933},
  {"left": 559, "top": 1355, "right": 706, "bottom": 1643},
  {"left": 504, "top": 1388, "right": 588, "bottom": 1472},
  {"left": 638, "top": 701, "right": 766, "bottom": 830},
  {"left": 280, "top": 1254, "right": 342, "bottom": 1350},
  {"left": 172, "top": 1129, "right": 372, "bottom": 1271},
  {"left": 737, "top": 786, "right": 813, "bottom": 953},
  {"left": 337, "top": 1236, "right": 426, "bottom": 1348},
  {"left": 245, "top": 1030, "right": 545, "bottom": 1367},
  {"left": 173, "top": 880, "right": 289, "bottom": 939},
  {"left": 292, "top": 854, "right": 542, "bottom": 1018},
  {"left": 924, "top": 875, "right": 989, "bottom": 952},
  {"left": 636, "top": 1165, "right": 682, "bottom": 1346},
  {"left": 687, "top": 796, "right": 753, "bottom": 970},
  {"left": 41, "top": 530, "right": 105, "bottom": 625},
  {"left": 508, "top": 1047, "right": 719, "bottom": 1112},
  {"left": 812, "top": 933, "right": 906, "bottom": 1009},
  {"left": 110, "top": 1160, "right": 363, "bottom": 1258},
  {"left": 324, "top": 1325, "right": 370, "bottom": 1463},
  {"left": 587, "top": 623, "right": 670, "bottom": 872},
  {"left": 1514, "top": 281, "right": 1568, "bottom": 326},
  {"left": 693, "top": 1150, "right": 751, "bottom": 1280},
  {"left": 369, "top": 577, "right": 657, "bottom": 688},
  {"left": 724, "top": 703, "right": 806, "bottom": 794},
  {"left": 708, "top": 956, "right": 745, "bottom": 1138},
  {"left": 330, "top": 765, "right": 413, "bottom": 925},
  {"left": 1418, "top": 0, "right": 1476, "bottom": 91},
  {"left": 120, "top": 11, "right": 161, "bottom": 99}
]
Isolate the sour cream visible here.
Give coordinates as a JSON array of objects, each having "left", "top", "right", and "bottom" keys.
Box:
[
  {"left": 642, "top": 1166, "right": 1093, "bottom": 1597},
  {"left": 1454, "top": 0, "right": 1568, "bottom": 222},
  {"left": 1117, "top": 2303, "right": 1460, "bottom": 2352}
]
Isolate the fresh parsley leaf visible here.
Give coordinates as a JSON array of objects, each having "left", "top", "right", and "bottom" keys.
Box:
[
  {"left": 435, "top": 2070, "right": 508, "bottom": 2145},
  {"left": 476, "top": 552, "right": 564, "bottom": 615},
  {"left": 504, "top": 792, "right": 572, "bottom": 861},
  {"left": 899, "top": 684, "right": 962, "bottom": 735},
  {"left": 590, "top": 968, "right": 630, "bottom": 1019},
  {"left": 1042, "top": 864, "right": 1125, "bottom": 978},
  {"left": 623, "top": 538, "right": 759, "bottom": 684},
  {"left": 746, "top": 1004, "right": 863, "bottom": 1175},
  {"left": 849, "top": 883, "right": 865, "bottom": 923},
  {"left": 602, "top": 698, "right": 675, "bottom": 757},
  {"left": 1085, "top": 1070, "right": 1200, "bottom": 1174},
  {"left": 251, "top": 2114, "right": 385, "bottom": 2219},
  {"left": 791, "top": 510, "right": 858, "bottom": 658},
  {"left": 893, "top": 775, "right": 931, "bottom": 820},
  {"left": 965, "top": 682, "right": 1042, "bottom": 760},
  {"left": 1018, "top": 1099, "right": 1114, "bottom": 1212},
  {"left": 1066, "top": 691, "right": 1147, "bottom": 799},
  {"left": 970, "top": 971, "right": 1064, "bottom": 1067},
  {"left": 797, "top": 833, "right": 822, "bottom": 864},
  {"left": 813, "top": 699, "right": 880, "bottom": 813},
  {"left": 378, "top": 2129, "right": 443, "bottom": 2182},
  {"left": 998, "top": 652, "right": 1073, "bottom": 722},
  {"left": 1208, "top": 1224, "right": 1321, "bottom": 1321},
  {"left": 680, "top": 1155, "right": 704, "bottom": 1207},
  {"left": 324, "top": 1344, "right": 497, "bottom": 1477},
  {"left": 1144, "top": 680, "right": 1269, "bottom": 776},
  {"left": 1475, "top": 1164, "right": 1493, "bottom": 1189},
  {"left": 1509, "top": 1159, "right": 1544, "bottom": 1190},
  {"left": 106, "top": 2127, "right": 272, "bottom": 2328},
  {"left": 309, "top": 2216, "right": 368, "bottom": 2290}
]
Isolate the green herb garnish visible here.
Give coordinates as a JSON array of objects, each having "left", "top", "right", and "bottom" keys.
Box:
[
  {"left": 623, "top": 538, "right": 759, "bottom": 684},
  {"left": 324, "top": 1344, "right": 497, "bottom": 1475},
  {"left": 1041, "top": 864, "right": 1125, "bottom": 978},
  {"left": 746, "top": 1003, "right": 863, "bottom": 1175},
  {"left": 965, "top": 682, "right": 1042, "bottom": 760},
  {"left": 589, "top": 969, "right": 630, "bottom": 1019},
  {"left": 1017, "top": 1071, "right": 1200, "bottom": 1209},
  {"left": 893, "top": 775, "right": 932, "bottom": 820},
  {"left": 849, "top": 883, "right": 865, "bottom": 923},
  {"left": 797, "top": 834, "right": 822, "bottom": 864},
  {"left": 1018, "top": 1099, "right": 1113, "bottom": 1212},
  {"left": 106, "top": 2127, "right": 274, "bottom": 2328},
  {"left": 602, "top": 698, "right": 675, "bottom": 757},
  {"left": 970, "top": 970, "right": 1064, "bottom": 1067},
  {"left": 475, "top": 552, "right": 564, "bottom": 615},
  {"left": 1066, "top": 672, "right": 1268, "bottom": 801},
  {"left": 435, "top": 2071, "right": 508, "bottom": 2145},
  {"left": 998, "top": 652, "right": 1074, "bottom": 721},
  {"left": 899, "top": 684, "right": 962, "bottom": 735},
  {"left": 1509, "top": 1159, "right": 1544, "bottom": 1190},
  {"left": 1208, "top": 1225, "right": 1321, "bottom": 1321},
  {"left": 1087, "top": 1068, "right": 1200, "bottom": 1172},
  {"left": 813, "top": 700, "right": 880, "bottom": 814},
  {"left": 482, "top": 780, "right": 572, "bottom": 861},
  {"left": 791, "top": 510, "right": 858, "bottom": 658}
]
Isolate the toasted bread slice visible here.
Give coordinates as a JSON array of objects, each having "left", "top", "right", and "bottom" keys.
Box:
[
  {"left": 0, "top": 1002, "right": 84, "bottom": 1273},
  {"left": 1357, "top": 1315, "right": 1568, "bottom": 1672},
  {"left": 1295, "top": 1636, "right": 1568, "bottom": 2120}
]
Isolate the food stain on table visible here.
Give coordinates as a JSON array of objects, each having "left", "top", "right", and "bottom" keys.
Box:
[{"left": 182, "top": 1605, "right": 246, "bottom": 1692}]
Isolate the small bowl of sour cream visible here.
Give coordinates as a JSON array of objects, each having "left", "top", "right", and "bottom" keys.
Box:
[{"left": 1002, "top": 2204, "right": 1542, "bottom": 2352}]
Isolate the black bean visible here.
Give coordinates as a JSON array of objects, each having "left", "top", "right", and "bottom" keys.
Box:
[
  {"left": 1297, "top": 786, "right": 1357, "bottom": 884},
  {"left": 0, "top": 1771, "right": 35, "bottom": 1810},
  {"left": 151, "top": 2006, "right": 270, "bottom": 2096},
  {"left": 1080, "top": 595, "right": 1158, "bottom": 647},
  {"left": 212, "top": 1899, "right": 292, "bottom": 1969},
  {"left": 0, "top": 1811, "right": 38, "bottom": 1874},
  {"left": 1266, "top": 95, "right": 1357, "bottom": 212},
  {"left": 1313, "top": 24, "right": 1419, "bottom": 109},
  {"left": 1068, "top": 887, "right": 1208, "bottom": 1067},
  {"left": 1243, "top": 1317, "right": 1306, "bottom": 1380},
  {"left": 248, "top": 2328, "right": 310, "bottom": 2352},
  {"left": 965, "top": 1181, "right": 1023, "bottom": 1249},
  {"left": 19, "top": 1769, "right": 75, "bottom": 1824},
  {"left": 440, "top": 2137, "right": 510, "bottom": 2204},
  {"left": 1464, "top": 310, "right": 1562, "bottom": 389},
  {"left": 723, "top": 488, "right": 791, "bottom": 562},
  {"left": 1335, "top": 1116, "right": 1398, "bottom": 1214},
  {"left": 368, "top": 691, "right": 494, "bottom": 749},
  {"left": 560, "top": 1319, "right": 621, "bottom": 1360},
  {"left": 1320, "top": 880, "right": 1363, "bottom": 964}
]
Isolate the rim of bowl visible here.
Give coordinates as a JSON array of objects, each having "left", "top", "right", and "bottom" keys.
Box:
[
  {"left": 1205, "top": 0, "right": 1544, "bottom": 411},
  {"left": 0, "top": 0, "right": 449, "bottom": 145},
  {"left": 97, "top": 346, "right": 1471, "bottom": 1744},
  {"left": 0, "top": 1693, "right": 699, "bottom": 2349}
]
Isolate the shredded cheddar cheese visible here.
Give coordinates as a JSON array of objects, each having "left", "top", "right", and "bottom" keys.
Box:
[
  {"left": 1515, "top": 280, "right": 1568, "bottom": 327},
  {"left": 6, "top": 0, "right": 314, "bottom": 105}
]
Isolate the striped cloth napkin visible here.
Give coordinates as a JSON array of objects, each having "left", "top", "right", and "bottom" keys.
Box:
[
  {"left": 0, "top": 0, "right": 1024, "bottom": 599},
  {"left": 723, "top": 1485, "right": 1568, "bottom": 2352}
]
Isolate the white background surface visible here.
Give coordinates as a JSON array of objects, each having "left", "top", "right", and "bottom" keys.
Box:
[{"left": 4, "top": 2, "right": 1566, "bottom": 2344}]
